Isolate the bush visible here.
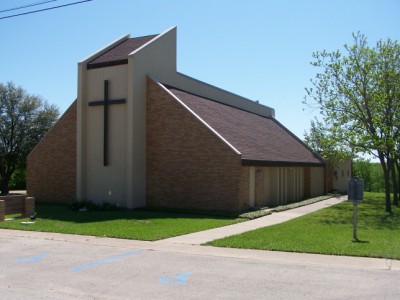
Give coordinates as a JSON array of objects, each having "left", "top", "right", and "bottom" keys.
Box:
[
  {"left": 8, "top": 169, "right": 26, "bottom": 190},
  {"left": 70, "top": 200, "right": 121, "bottom": 211},
  {"left": 98, "top": 202, "right": 121, "bottom": 211}
]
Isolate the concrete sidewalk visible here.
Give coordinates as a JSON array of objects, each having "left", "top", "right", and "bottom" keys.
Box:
[{"left": 160, "top": 195, "right": 347, "bottom": 245}]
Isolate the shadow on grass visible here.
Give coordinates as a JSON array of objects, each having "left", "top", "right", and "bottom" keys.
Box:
[
  {"left": 318, "top": 198, "right": 400, "bottom": 230},
  {"left": 352, "top": 239, "right": 370, "bottom": 243},
  {"left": 24, "top": 204, "right": 239, "bottom": 224}
]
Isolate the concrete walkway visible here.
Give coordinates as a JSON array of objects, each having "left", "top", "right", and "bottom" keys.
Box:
[{"left": 160, "top": 195, "right": 347, "bottom": 245}]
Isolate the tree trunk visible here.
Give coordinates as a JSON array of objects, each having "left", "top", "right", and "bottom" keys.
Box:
[
  {"left": 0, "top": 165, "right": 14, "bottom": 196},
  {"left": 396, "top": 159, "right": 400, "bottom": 206},
  {"left": 379, "top": 153, "right": 392, "bottom": 213},
  {"left": 392, "top": 161, "right": 399, "bottom": 206},
  {"left": 0, "top": 176, "right": 10, "bottom": 196}
]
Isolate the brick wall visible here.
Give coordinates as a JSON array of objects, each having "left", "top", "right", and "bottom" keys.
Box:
[
  {"left": 146, "top": 78, "right": 244, "bottom": 212},
  {"left": 0, "top": 195, "right": 35, "bottom": 221},
  {"left": 238, "top": 167, "right": 250, "bottom": 211},
  {"left": 26, "top": 101, "right": 77, "bottom": 204},
  {"left": 0, "top": 195, "right": 24, "bottom": 214}
]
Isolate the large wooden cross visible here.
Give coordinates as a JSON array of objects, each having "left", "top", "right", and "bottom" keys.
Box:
[{"left": 88, "top": 80, "right": 126, "bottom": 166}]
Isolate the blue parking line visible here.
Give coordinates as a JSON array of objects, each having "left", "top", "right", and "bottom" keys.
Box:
[
  {"left": 17, "top": 253, "right": 48, "bottom": 263},
  {"left": 160, "top": 272, "right": 192, "bottom": 285},
  {"left": 70, "top": 249, "right": 145, "bottom": 272}
]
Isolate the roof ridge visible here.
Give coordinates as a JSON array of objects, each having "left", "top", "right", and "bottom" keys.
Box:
[
  {"left": 153, "top": 79, "right": 241, "bottom": 156},
  {"left": 87, "top": 34, "right": 158, "bottom": 69},
  {"left": 164, "top": 84, "right": 273, "bottom": 120},
  {"left": 163, "top": 82, "right": 325, "bottom": 166},
  {"left": 130, "top": 33, "right": 159, "bottom": 39}
]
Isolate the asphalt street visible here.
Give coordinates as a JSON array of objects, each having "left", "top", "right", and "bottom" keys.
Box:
[{"left": 1, "top": 232, "right": 399, "bottom": 299}]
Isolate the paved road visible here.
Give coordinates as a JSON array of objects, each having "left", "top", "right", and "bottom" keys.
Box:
[{"left": 1, "top": 230, "right": 399, "bottom": 299}]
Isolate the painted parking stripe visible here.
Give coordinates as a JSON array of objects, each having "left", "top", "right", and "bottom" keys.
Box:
[
  {"left": 70, "top": 249, "right": 145, "bottom": 272},
  {"left": 17, "top": 253, "right": 48, "bottom": 263},
  {"left": 160, "top": 272, "right": 192, "bottom": 285}
]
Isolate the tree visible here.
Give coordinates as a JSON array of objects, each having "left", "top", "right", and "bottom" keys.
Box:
[
  {"left": 352, "top": 159, "right": 387, "bottom": 192},
  {"left": 0, "top": 82, "right": 59, "bottom": 195},
  {"left": 394, "top": 128, "right": 400, "bottom": 205},
  {"left": 304, "top": 118, "right": 351, "bottom": 166},
  {"left": 352, "top": 158, "right": 373, "bottom": 191},
  {"left": 304, "top": 33, "right": 400, "bottom": 213}
]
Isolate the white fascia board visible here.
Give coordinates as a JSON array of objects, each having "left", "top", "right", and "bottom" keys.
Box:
[
  {"left": 128, "top": 26, "right": 177, "bottom": 57},
  {"left": 78, "top": 34, "right": 131, "bottom": 65},
  {"left": 176, "top": 72, "right": 255, "bottom": 105},
  {"left": 175, "top": 72, "right": 275, "bottom": 118},
  {"left": 149, "top": 75, "right": 241, "bottom": 156}
]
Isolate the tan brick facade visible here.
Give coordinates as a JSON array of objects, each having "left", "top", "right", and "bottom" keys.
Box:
[
  {"left": 146, "top": 78, "right": 245, "bottom": 212},
  {"left": 27, "top": 101, "right": 77, "bottom": 204}
]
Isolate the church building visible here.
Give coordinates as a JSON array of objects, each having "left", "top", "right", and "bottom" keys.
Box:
[{"left": 27, "top": 27, "right": 326, "bottom": 212}]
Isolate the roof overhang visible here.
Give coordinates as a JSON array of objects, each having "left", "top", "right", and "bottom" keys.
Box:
[{"left": 241, "top": 159, "right": 325, "bottom": 167}]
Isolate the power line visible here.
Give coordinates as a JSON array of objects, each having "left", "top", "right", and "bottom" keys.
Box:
[
  {"left": 0, "top": 1, "right": 58, "bottom": 14},
  {"left": 0, "top": 0, "right": 93, "bottom": 20}
]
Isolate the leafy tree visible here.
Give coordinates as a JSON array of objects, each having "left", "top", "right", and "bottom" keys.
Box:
[
  {"left": 304, "top": 33, "right": 400, "bottom": 212},
  {"left": 352, "top": 159, "right": 387, "bottom": 193},
  {"left": 304, "top": 118, "right": 351, "bottom": 166},
  {"left": 0, "top": 82, "right": 59, "bottom": 195},
  {"left": 393, "top": 140, "right": 400, "bottom": 205},
  {"left": 352, "top": 158, "right": 373, "bottom": 191},
  {"left": 370, "top": 163, "right": 386, "bottom": 193},
  {"left": 9, "top": 168, "right": 26, "bottom": 190}
]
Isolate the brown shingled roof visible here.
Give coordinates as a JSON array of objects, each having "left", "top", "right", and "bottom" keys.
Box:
[
  {"left": 87, "top": 34, "right": 158, "bottom": 69},
  {"left": 166, "top": 86, "right": 324, "bottom": 166}
]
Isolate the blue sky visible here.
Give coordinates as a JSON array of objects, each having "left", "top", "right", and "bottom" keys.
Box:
[{"left": 1, "top": 0, "right": 399, "bottom": 140}]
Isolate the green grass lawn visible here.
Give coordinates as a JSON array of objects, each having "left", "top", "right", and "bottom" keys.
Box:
[
  {"left": 0, "top": 204, "right": 243, "bottom": 241},
  {"left": 208, "top": 192, "right": 400, "bottom": 260}
]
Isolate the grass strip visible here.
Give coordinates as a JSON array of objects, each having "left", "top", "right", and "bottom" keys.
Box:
[{"left": 0, "top": 204, "right": 244, "bottom": 241}]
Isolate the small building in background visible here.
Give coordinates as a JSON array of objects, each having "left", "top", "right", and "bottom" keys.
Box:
[{"left": 326, "top": 158, "right": 352, "bottom": 194}]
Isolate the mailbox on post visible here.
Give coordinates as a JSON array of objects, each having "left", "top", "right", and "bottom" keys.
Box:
[{"left": 348, "top": 177, "right": 364, "bottom": 241}]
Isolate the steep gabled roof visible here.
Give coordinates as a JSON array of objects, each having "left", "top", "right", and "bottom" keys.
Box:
[
  {"left": 165, "top": 85, "right": 324, "bottom": 166},
  {"left": 87, "top": 34, "right": 158, "bottom": 69}
]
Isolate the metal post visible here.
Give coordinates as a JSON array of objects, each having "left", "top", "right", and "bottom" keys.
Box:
[{"left": 353, "top": 202, "right": 358, "bottom": 241}]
